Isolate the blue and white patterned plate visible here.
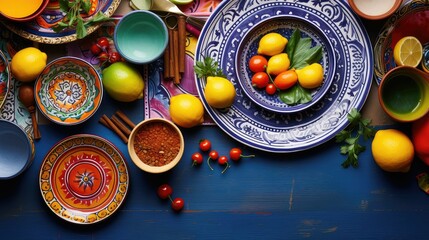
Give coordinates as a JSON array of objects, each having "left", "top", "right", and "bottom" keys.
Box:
[
  {"left": 235, "top": 15, "right": 336, "bottom": 113},
  {"left": 195, "top": 0, "right": 373, "bottom": 153}
]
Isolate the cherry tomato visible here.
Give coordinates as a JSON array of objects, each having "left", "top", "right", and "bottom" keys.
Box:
[
  {"left": 265, "top": 83, "right": 277, "bottom": 95},
  {"left": 273, "top": 70, "right": 298, "bottom": 90},
  {"left": 191, "top": 152, "right": 203, "bottom": 166},
  {"left": 251, "top": 72, "right": 270, "bottom": 89},
  {"left": 171, "top": 197, "right": 184, "bottom": 211},
  {"left": 109, "top": 52, "right": 122, "bottom": 63},
  {"left": 157, "top": 184, "right": 173, "bottom": 200},
  {"left": 90, "top": 43, "right": 102, "bottom": 55},
  {"left": 98, "top": 52, "right": 109, "bottom": 62},
  {"left": 218, "top": 156, "right": 230, "bottom": 174},
  {"left": 207, "top": 150, "right": 219, "bottom": 170},
  {"left": 97, "top": 37, "right": 110, "bottom": 50},
  {"left": 229, "top": 147, "right": 255, "bottom": 161},
  {"left": 199, "top": 139, "right": 211, "bottom": 152},
  {"left": 208, "top": 150, "right": 219, "bottom": 160},
  {"left": 249, "top": 55, "right": 268, "bottom": 73}
]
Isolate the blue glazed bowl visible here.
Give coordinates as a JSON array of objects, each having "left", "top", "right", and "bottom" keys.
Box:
[
  {"left": 114, "top": 10, "right": 168, "bottom": 64},
  {"left": 0, "top": 120, "right": 35, "bottom": 180}
]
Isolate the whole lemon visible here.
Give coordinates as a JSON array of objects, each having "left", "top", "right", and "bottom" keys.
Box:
[
  {"left": 11, "top": 47, "right": 47, "bottom": 82},
  {"left": 257, "top": 33, "right": 288, "bottom": 56},
  {"left": 102, "top": 62, "right": 144, "bottom": 102},
  {"left": 296, "top": 63, "right": 324, "bottom": 89},
  {"left": 266, "top": 53, "right": 290, "bottom": 76},
  {"left": 169, "top": 94, "right": 204, "bottom": 128},
  {"left": 371, "top": 129, "right": 414, "bottom": 173},
  {"left": 204, "top": 76, "right": 236, "bottom": 108}
]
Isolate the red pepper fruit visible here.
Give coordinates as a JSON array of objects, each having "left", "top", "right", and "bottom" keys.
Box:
[{"left": 412, "top": 113, "right": 429, "bottom": 166}]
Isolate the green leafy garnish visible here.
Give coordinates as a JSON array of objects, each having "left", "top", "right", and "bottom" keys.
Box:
[
  {"left": 286, "top": 29, "right": 323, "bottom": 70},
  {"left": 277, "top": 29, "right": 323, "bottom": 105},
  {"left": 53, "top": 0, "right": 112, "bottom": 39},
  {"left": 335, "top": 108, "right": 376, "bottom": 168},
  {"left": 194, "top": 56, "right": 226, "bottom": 79},
  {"left": 279, "top": 84, "right": 312, "bottom": 105}
]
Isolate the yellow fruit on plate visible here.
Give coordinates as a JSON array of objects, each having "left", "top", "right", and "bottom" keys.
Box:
[
  {"left": 170, "top": 94, "right": 204, "bottom": 128},
  {"left": 11, "top": 47, "right": 47, "bottom": 82},
  {"left": 0, "top": 0, "right": 43, "bottom": 18},
  {"left": 257, "top": 33, "right": 288, "bottom": 56},
  {"left": 102, "top": 62, "right": 144, "bottom": 102},
  {"left": 266, "top": 53, "right": 290, "bottom": 76},
  {"left": 296, "top": 63, "right": 324, "bottom": 89},
  {"left": 393, "top": 36, "right": 423, "bottom": 67},
  {"left": 204, "top": 76, "right": 236, "bottom": 109},
  {"left": 371, "top": 129, "right": 414, "bottom": 173}
]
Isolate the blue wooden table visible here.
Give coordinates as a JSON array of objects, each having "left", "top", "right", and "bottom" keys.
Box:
[{"left": 1, "top": 10, "right": 429, "bottom": 240}]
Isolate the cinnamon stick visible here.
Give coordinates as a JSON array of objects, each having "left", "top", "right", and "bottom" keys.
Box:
[
  {"left": 172, "top": 28, "right": 181, "bottom": 84},
  {"left": 115, "top": 110, "right": 136, "bottom": 129},
  {"left": 178, "top": 15, "right": 186, "bottom": 74},
  {"left": 163, "top": 37, "right": 171, "bottom": 79},
  {"left": 102, "top": 114, "right": 128, "bottom": 144},
  {"left": 168, "top": 28, "right": 175, "bottom": 79},
  {"left": 99, "top": 117, "right": 111, "bottom": 130},
  {"left": 111, "top": 115, "right": 131, "bottom": 137}
]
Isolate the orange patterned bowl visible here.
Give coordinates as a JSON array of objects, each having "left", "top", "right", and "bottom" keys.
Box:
[
  {"left": 0, "top": 0, "right": 49, "bottom": 22},
  {"left": 35, "top": 57, "right": 103, "bottom": 125},
  {"left": 39, "top": 134, "right": 129, "bottom": 224}
]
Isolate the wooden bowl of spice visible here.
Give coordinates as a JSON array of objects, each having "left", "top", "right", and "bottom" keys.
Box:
[{"left": 128, "top": 118, "right": 184, "bottom": 173}]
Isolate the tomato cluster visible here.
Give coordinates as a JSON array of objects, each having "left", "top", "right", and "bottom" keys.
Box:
[
  {"left": 248, "top": 54, "right": 298, "bottom": 96},
  {"left": 191, "top": 139, "right": 255, "bottom": 174},
  {"left": 157, "top": 184, "right": 185, "bottom": 211},
  {"left": 90, "top": 37, "right": 123, "bottom": 66}
]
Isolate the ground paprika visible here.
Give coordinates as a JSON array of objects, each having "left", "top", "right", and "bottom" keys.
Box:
[{"left": 412, "top": 113, "right": 429, "bottom": 166}]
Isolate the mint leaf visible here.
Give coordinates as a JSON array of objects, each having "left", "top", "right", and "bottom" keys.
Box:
[
  {"left": 286, "top": 29, "right": 323, "bottom": 70},
  {"left": 279, "top": 84, "right": 312, "bottom": 105}
]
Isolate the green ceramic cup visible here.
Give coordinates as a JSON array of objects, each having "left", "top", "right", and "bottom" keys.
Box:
[
  {"left": 378, "top": 66, "right": 429, "bottom": 122},
  {"left": 114, "top": 10, "right": 168, "bottom": 64}
]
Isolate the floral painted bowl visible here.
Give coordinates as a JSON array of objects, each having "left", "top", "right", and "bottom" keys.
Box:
[
  {"left": 235, "top": 15, "right": 336, "bottom": 113},
  {"left": 35, "top": 57, "right": 103, "bottom": 125},
  {"left": 0, "top": 50, "right": 11, "bottom": 110}
]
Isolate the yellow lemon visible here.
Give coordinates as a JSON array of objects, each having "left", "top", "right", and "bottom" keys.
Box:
[
  {"left": 296, "top": 63, "right": 324, "bottom": 89},
  {"left": 102, "top": 62, "right": 144, "bottom": 102},
  {"left": 266, "top": 53, "right": 290, "bottom": 76},
  {"left": 257, "top": 33, "right": 288, "bottom": 56},
  {"left": 371, "top": 129, "right": 414, "bottom": 173},
  {"left": 0, "top": 0, "right": 43, "bottom": 18},
  {"left": 169, "top": 94, "right": 204, "bottom": 128},
  {"left": 11, "top": 47, "right": 47, "bottom": 82},
  {"left": 393, "top": 36, "right": 422, "bottom": 67},
  {"left": 204, "top": 76, "right": 236, "bottom": 108}
]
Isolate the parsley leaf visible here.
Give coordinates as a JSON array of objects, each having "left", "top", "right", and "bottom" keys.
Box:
[
  {"left": 335, "top": 108, "right": 376, "bottom": 168},
  {"left": 194, "top": 56, "right": 226, "bottom": 79}
]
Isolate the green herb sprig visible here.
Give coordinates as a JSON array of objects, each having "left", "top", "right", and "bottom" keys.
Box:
[
  {"left": 194, "top": 56, "right": 226, "bottom": 79},
  {"left": 53, "top": 0, "right": 112, "bottom": 39},
  {"left": 335, "top": 108, "right": 376, "bottom": 168}
]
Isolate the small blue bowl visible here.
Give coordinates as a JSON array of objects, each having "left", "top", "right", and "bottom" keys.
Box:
[
  {"left": 0, "top": 120, "right": 35, "bottom": 180},
  {"left": 114, "top": 10, "right": 168, "bottom": 64}
]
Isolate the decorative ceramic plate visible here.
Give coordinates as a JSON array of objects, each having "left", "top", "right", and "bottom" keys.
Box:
[
  {"left": 195, "top": 0, "right": 373, "bottom": 153},
  {"left": 374, "top": 0, "right": 428, "bottom": 85},
  {"left": 39, "top": 134, "right": 129, "bottom": 224},
  {"left": 35, "top": 57, "right": 103, "bottom": 125},
  {"left": 3, "top": 0, "right": 121, "bottom": 44},
  {"left": 235, "top": 15, "right": 336, "bottom": 113},
  {"left": 0, "top": 50, "right": 11, "bottom": 110}
]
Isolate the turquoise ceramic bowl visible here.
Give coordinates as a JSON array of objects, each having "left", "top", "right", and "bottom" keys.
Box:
[
  {"left": 114, "top": 10, "right": 168, "bottom": 64},
  {"left": 378, "top": 66, "right": 429, "bottom": 122},
  {"left": 0, "top": 120, "right": 35, "bottom": 180}
]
